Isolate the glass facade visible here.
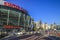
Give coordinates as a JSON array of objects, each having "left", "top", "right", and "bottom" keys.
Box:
[{"left": 0, "top": 5, "right": 31, "bottom": 32}]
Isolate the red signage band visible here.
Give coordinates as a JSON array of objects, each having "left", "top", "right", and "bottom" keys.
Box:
[
  {"left": 4, "top": 2, "right": 20, "bottom": 10},
  {"left": 4, "top": 25, "right": 21, "bottom": 28},
  {"left": 4, "top": 2, "right": 26, "bottom": 13}
]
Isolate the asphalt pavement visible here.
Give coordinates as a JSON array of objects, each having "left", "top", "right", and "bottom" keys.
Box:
[
  {"left": 0, "top": 33, "right": 42, "bottom": 40},
  {"left": 40, "top": 36, "right": 60, "bottom": 40},
  {"left": 0, "top": 33, "right": 60, "bottom": 40}
]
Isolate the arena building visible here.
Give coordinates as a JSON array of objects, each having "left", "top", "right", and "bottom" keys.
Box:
[{"left": 0, "top": 0, "right": 34, "bottom": 32}]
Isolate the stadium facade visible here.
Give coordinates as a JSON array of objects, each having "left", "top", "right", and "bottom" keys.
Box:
[{"left": 0, "top": 0, "right": 34, "bottom": 32}]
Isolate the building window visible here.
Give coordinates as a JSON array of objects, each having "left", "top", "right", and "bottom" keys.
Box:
[
  {"left": 9, "top": 10, "right": 19, "bottom": 26},
  {"left": 0, "top": 8, "right": 8, "bottom": 25},
  {"left": 20, "top": 13, "right": 24, "bottom": 27}
]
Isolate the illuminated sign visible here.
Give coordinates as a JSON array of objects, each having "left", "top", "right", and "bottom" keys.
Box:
[
  {"left": 4, "top": 2, "right": 20, "bottom": 10},
  {"left": 4, "top": 2, "right": 26, "bottom": 13},
  {"left": 4, "top": 25, "right": 21, "bottom": 28}
]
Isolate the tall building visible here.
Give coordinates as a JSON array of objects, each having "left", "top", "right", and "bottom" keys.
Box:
[
  {"left": 35, "top": 20, "right": 42, "bottom": 31},
  {"left": 42, "top": 23, "right": 50, "bottom": 30},
  {"left": 0, "top": 0, "right": 33, "bottom": 32},
  {"left": 56, "top": 25, "right": 60, "bottom": 30},
  {"left": 50, "top": 23, "right": 56, "bottom": 30}
]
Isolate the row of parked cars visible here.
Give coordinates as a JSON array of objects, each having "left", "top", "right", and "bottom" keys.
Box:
[{"left": 14, "top": 31, "right": 40, "bottom": 36}]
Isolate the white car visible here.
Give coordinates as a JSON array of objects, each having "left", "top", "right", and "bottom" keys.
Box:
[{"left": 15, "top": 32, "right": 23, "bottom": 36}]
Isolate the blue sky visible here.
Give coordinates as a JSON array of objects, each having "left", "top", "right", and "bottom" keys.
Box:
[{"left": 5, "top": 0, "right": 60, "bottom": 24}]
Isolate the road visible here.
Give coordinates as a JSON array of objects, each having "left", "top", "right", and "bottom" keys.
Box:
[
  {"left": 40, "top": 36, "right": 60, "bottom": 40},
  {"left": 0, "top": 32, "right": 60, "bottom": 40},
  {"left": 0, "top": 33, "right": 43, "bottom": 40}
]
